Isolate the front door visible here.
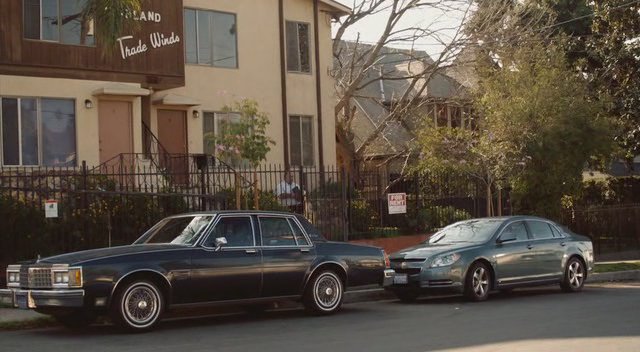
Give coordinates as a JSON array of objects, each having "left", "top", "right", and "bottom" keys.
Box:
[
  {"left": 98, "top": 101, "right": 133, "bottom": 164},
  {"left": 157, "top": 110, "right": 188, "bottom": 183},
  {"left": 189, "top": 215, "right": 262, "bottom": 303}
]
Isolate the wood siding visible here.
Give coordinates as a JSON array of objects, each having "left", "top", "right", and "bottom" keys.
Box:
[{"left": 0, "top": 0, "right": 185, "bottom": 89}]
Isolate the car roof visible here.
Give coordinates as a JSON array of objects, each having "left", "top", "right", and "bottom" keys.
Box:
[
  {"left": 170, "top": 210, "right": 296, "bottom": 217},
  {"left": 459, "top": 215, "right": 555, "bottom": 223}
]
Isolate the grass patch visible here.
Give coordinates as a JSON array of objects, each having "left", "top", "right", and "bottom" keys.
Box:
[
  {"left": 0, "top": 316, "right": 56, "bottom": 331},
  {"left": 594, "top": 262, "right": 640, "bottom": 273}
]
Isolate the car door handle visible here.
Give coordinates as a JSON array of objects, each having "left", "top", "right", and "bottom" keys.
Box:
[
  {"left": 527, "top": 244, "right": 534, "bottom": 250},
  {"left": 560, "top": 242, "right": 566, "bottom": 247},
  {"left": 300, "top": 248, "right": 310, "bottom": 253},
  {"left": 245, "top": 249, "right": 257, "bottom": 254}
]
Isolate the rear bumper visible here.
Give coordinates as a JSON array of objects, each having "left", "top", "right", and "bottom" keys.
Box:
[
  {"left": 383, "top": 269, "right": 395, "bottom": 287},
  {"left": 0, "top": 288, "right": 84, "bottom": 309}
]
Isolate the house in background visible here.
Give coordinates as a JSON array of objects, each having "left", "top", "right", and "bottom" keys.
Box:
[
  {"left": 0, "top": 0, "right": 349, "bottom": 174},
  {"left": 334, "top": 42, "right": 473, "bottom": 180}
]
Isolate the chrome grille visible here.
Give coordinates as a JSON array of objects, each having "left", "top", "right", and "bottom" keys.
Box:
[
  {"left": 19, "top": 266, "right": 29, "bottom": 288},
  {"left": 28, "top": 268, "right": 52, "bottom": 288}
]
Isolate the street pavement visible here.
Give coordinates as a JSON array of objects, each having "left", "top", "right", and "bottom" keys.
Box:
[{"left": 0, "top": 282, "right": 639, "bottom": 352}]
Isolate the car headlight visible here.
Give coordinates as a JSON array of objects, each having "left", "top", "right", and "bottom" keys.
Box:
[
  {"left": 7, "top": 266, "right": 21, "bottom": 287},
  {"left": 431, "top": 253, "right": 461, "bottom": 268},
  {"left": 52, "top": 267, "right": 83, "bottom": 288}
]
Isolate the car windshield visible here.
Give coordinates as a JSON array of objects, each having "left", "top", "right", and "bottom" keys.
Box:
[
  {"left": 137, "top": 216, "right": 213, "bottom": 245},
  {"left": 427, "top": 219, "right": 503, "bottom": 245}
]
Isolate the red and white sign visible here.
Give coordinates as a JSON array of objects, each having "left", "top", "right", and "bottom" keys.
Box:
[
  {"left": 388, "top": 193, "right": 407, "bottom": 214},
  {"left": 45, "top": 199, "right": 58, "bottom": 218}
]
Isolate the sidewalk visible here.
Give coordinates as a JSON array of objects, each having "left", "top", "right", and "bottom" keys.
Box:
[{"left": 1, "top": 266, "right": 639, "bottom": 329}]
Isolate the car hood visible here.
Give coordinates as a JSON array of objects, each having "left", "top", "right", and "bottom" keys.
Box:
[
  {"left": 390, "top": 242, "right": 479, "bottom": 260},
  {"left": 37, "top": 244, "right": 188, "bottom": 265}
]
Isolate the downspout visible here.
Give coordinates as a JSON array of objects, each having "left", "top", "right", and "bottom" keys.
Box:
[
  {"left": 279, "top": 0, "right": 290, "bottom": 168},
  {"left": 313, "top": 0, "right": 325, "bottom": 168}
]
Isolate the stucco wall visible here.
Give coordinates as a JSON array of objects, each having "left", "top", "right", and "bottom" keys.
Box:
[{"left": 0, "top": 75, "right": 143, "bottom": 166}]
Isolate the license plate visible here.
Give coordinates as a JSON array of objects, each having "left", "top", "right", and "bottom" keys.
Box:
[{"left": 393, "top": 274, "right": 408, "bottom": 285}]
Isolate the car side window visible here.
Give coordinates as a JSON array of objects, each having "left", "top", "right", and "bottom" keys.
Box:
[
  {"left": 288, "top": 218, "right": 310, "bottom": 246},
  {"left": 204, "top": 216, "right": 254, "bottom": 247},
  {"left": 501, "top": 221, "right": 529, "bottom": 241},
  {"left": 527, "top": 221, "right": 554, "bottom": 240},
  {"left": 550, "top": 225, "right": 563, "bottom": 238},
  {"left": 260, "top": 217, "right": 296, "bottom": 246}
]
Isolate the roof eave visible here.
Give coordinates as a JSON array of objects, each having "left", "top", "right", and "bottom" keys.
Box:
[{"left": 319, "top": 0, "right": 352, "bottom": 16}]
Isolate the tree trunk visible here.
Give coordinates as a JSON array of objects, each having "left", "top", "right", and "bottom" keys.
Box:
[{"left": 486, "top": 183, "right": 493, "bottom": 217}]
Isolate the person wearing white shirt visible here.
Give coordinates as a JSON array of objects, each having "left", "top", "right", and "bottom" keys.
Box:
[{"left": 277, "top": 171, "right": 303, "bottom": 213}]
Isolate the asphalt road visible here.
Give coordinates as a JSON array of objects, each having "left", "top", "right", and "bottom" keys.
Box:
[{"left": 1, "top": 282, "right": 639, "bottom": 352}]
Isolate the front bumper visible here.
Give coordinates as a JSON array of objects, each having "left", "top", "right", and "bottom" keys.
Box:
[
  {"left": 0, "top": 288, "right": 84, "bottom": 309},
  {"left": 385, "top": 265, "right": 464, "bottom": 294}
]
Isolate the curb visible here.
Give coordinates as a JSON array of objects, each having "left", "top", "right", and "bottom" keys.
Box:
[
  {"left": 344, "top": 269, "right": 640, "bottom": 303},
  {"left": 587, "top": 270, "right": 640, "bottom": 283}
]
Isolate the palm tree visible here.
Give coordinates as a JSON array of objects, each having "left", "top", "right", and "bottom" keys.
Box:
[{"left": 81, "top": 0, "right": 142, "bottom": 52}]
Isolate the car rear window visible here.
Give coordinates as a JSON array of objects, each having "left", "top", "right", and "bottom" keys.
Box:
[{"left": 295, "top": 215, "right": 327, "bottom": 242}]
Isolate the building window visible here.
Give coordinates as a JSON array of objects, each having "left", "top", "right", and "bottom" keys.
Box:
[
  {"left": 184, "top": 9, "right": 238, "bottom": 68},
  {"left": 203, "top": 111, "right": 243, "bottom": 166},
  {"left": 289, "top": 115, "right": 314, "bottom": 167},
  {"left": 1, "top": 97, "right": 76, "bottom": 167},
  {"left": 24, "top": 0, "right": 95, "bottom": 46},
  {"left": 286, "top": 21, "right": 310, "bottom": 73}
]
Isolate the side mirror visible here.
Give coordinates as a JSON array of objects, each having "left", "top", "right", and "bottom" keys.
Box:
[
  {"left": 214, "top": 237, "right": 228, "bottom": 251},
  {"left": 497, "top": 233, "right": 517, "bottom": 244}
]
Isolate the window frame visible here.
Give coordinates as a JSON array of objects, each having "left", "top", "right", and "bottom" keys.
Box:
[
  {"left": 257, "top": 215, "right": 312, "bottom": 248},
  {"left": 200, "top": 214, "right": 256, "bottom": 249},
  {"left": 526, "top": 220, "right": 557, "bottom": 240},
  {"left": 285, "top": 20, "right": 311, "bottom": 73},
  {"left": 184, "top": 7, "right": 239, "bottom": 69},
  {"left": 288, "top": 114, "right": 315, "bottom": 168},
  {"left": 0, "top": 96, "right": 77, "bottom": 167},
  {"left": 23, "top": 0, "right": 96, "bottom": 47},
  {"left": 496, "top": 220, "right": 530, "bottom": 243}
]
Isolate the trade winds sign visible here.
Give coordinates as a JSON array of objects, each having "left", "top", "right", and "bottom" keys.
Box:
[{"left": 116, "top": 10, "right": 181, "bottom": 60}]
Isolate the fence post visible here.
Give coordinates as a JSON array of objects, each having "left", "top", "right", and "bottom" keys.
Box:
[
  {"left": 81, "top": 161, "right": 88, "bottom": 209},
  {"left": 377, "top": 171, "right": 383, "bottom": 227},
  {"left": 234, "top": 171, "right": 241, "bottom": 210},
  {"left": 414, "top": 173, "right": 420, "bottom": 232},
  {"left": 343, "top": 167, "right": 350, "bottom": 242},
  {"left": 298, "top": 167, "right": 305, "bottom": 215}
]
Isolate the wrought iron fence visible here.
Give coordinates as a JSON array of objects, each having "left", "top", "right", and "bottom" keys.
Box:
[
  {"left": 0, "top": 156, "right": 492, "bottom": 266},
  {"left": 562, "top": 204, "right": 640, "bottom": 260}
]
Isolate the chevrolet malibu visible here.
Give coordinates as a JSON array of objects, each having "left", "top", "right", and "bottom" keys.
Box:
[
  {"left": 385, "top": 216, "right": 593, "bottom": 302},
  {"left": 0, "top": 211, "right": 391, "bottom": 331}
]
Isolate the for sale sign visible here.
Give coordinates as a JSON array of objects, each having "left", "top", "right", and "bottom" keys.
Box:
[{"left": 388, "top": 193, "right": 407, "bottom": 214}]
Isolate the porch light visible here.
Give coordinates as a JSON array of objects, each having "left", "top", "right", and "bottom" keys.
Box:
[
  {"left": 192, "top": 110, "right": 200, "bottom": 119},
  {"left": 84, "top": 99, "right": 93, "bottom": 109}
]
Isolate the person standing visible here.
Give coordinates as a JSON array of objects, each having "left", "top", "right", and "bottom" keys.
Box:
[{"left": 277, "top": 170, "right": 303, "bottom": 213}]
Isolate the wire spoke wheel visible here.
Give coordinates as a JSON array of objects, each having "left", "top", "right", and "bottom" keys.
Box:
[
  {"left": 113, "top": 280, "right": 163, "bottom": 331},
  {"left": 304, "top": 270, "right": 344, "bottom": 315}
]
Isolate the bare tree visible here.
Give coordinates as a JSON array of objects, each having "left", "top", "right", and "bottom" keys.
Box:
[
  {"left": 332, "top": 0, "right": 555, "bottom": 183},
  {"left": 333, "top": 0, "right": 472, "bottom": 175}
]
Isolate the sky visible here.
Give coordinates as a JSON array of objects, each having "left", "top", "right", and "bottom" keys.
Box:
[{"left": 333, "top": 0, "right": 471, "bottom": 58}]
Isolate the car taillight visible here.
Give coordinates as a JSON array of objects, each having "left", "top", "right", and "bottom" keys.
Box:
[{"left": 383, "top": 250, "right": 390, "bottom": 268}]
